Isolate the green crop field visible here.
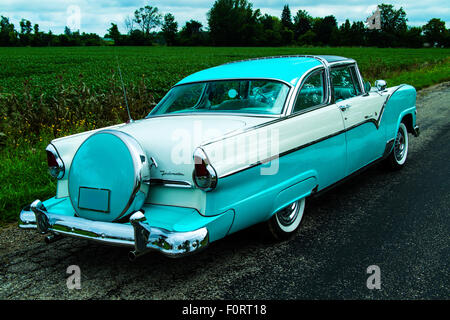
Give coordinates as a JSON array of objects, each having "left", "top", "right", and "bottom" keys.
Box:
[{"left": 1, "top": 46, "right": 450, "bottom": 224}]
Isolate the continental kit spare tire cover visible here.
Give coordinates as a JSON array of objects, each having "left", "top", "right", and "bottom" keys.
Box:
[{"left": 68, "top": 130, "right": 150, "bottom": 222}]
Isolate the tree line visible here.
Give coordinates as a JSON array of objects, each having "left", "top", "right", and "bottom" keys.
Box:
[
  {"left": 0, "top": 17, "right": 104, "bottom": 46},
  {"left": 1, "top": 1, "right": 449, "bottom": 48}
]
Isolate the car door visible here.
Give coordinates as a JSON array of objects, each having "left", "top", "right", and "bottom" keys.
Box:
[
  {"left": 290, "top": 67, "right": 347, "bottom": 188},
  {"left": 330, "top": 64, "right": 387, "bottom": 175}
]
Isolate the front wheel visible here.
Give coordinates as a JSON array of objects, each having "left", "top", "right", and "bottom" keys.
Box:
[
  {"left": 386, "top": 122, "right": 409, "bottom": 170},
  {"left": 267, "top": 198, "right": 306, "bottom": 240}
]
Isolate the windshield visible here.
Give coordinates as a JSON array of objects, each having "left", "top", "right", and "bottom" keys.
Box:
[{"left": 149, "top": 79, "right": 290, "bottom": 116}]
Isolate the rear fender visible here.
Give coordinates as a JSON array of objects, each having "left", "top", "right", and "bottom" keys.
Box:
[{"left": 271, "top": 177, "right": 317, "bottom": 217}]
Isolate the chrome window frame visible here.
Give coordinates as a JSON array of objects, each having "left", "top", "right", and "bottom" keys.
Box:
[
  {"left": 353, "top": 62, "right": 367, "bottom": 95},
  {"left": 289, "top": 68, "right": 330, "bottom": 116},
  {"left": 328, "top": 62, "right": 365, "bottom": 103},
  {"left": 284, "top": 56, "right": 332, "bottom": 116}
]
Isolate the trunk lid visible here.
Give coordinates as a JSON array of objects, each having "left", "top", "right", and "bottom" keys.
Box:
[{"left": 118, "top": 115, "right": 269, "bottom": 181}]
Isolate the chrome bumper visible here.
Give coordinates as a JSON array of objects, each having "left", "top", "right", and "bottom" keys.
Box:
[{"left": 19, "top": 200, "right": 209, "bottom": 258}]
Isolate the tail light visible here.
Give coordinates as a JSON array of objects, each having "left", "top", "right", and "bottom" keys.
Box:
[
  {"left": 46, "top": 144, "right": 65, "bottom": 179},
  {"left": 193, "top": 148, "right": 217, "bottom": 191}
]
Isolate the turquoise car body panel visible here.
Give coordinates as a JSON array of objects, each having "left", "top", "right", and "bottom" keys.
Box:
[
  {"left": 202, "top": 134, "right": 347, "bottom": 234},
  {"left": 343, "top": 85, "right": 417, "bottom": 175},
  {"left": 176, "top": 57, "right": 322, "bottom": 86},
  {"left": 381, "top": 85, "right": 417, "bottom": 140},
  {"left": 344, "top": 121, "right": 386, "bottom": 175}
]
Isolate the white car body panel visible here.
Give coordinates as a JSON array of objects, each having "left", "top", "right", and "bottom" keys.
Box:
[{"left": 53, "top": 115, "right": 272, "bottom": 203}]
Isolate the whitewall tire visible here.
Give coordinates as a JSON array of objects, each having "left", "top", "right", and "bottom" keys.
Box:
[
  {"left": 386, "top": 122, "right": 409, "bottom": 170},
  {"left": 267, "top": 198, "right": 306, "bottom": 240}
]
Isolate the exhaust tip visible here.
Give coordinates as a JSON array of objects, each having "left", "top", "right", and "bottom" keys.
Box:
[
  {"left": 128, "top": 251, "right": 137, "bottom": 262},
  {"left": 44, "top": 234, "right": 63, "bottom": 244},
  {"left": 128, "top": 250, "right": 150, "bottom": 262}
]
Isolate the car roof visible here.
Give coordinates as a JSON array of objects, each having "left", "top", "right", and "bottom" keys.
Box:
[{"left": 176, "top": 55, "right": 354, "bottom": 87}]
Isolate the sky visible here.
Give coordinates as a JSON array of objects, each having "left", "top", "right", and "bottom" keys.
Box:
[{"left": 1, "top": 0, "right": 449, "bottom": 36}]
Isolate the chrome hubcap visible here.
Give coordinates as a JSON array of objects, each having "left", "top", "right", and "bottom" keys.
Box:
[
  {"left": 394, "top": 129, "right": 406, "bottom": 162},
  {"left": 277, "top": 201, "right": 300, "bottom": 226}
]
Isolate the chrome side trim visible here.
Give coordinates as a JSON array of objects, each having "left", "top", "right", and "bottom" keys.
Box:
[
  {"left": 218, "top": 127, "right": 347, "bottom": 179},
  {"left": 377, "top": 84, "right": 408, "bottom": 128},
  {"left": 19, "top": 200, "right": 209, "bottom": 258},
  {"left": 146, "top": 112, "right": 281, "bottom": 120},
  {"left": 220, "top": 55, "right": 347, "bottom": 67},
  {"left": 328, "top": 59, "right": 358, "bottom": 67},
  {"left": 151, "top": 179, "right": 193, "bottom": 188}
]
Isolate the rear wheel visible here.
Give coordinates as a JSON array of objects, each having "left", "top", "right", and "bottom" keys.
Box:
[
  {"left": 386, "top": 122, "right": 409, "bottom": 170},
  {"left": 267, "top": 198, "right": 306, "bottom": 240}
]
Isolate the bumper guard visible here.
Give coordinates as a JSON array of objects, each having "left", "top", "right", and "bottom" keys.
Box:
[{"left": 413, "top": 125, "right": 420, "bottom": 137}]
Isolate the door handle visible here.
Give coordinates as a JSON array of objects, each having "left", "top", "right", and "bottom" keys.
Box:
[{"left": 339, "top": 104, "right": 351, "bottom": 111}]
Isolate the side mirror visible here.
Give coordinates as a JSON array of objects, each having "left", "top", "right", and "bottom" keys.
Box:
[
  {"left": 364, "top": 81, "right": 371, "bottom": 93},
  {"left": 374, "top": 80, "right": 387, "bottom": 91}
]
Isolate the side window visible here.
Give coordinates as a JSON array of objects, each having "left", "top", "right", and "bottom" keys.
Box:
[
  {"left": 350, "top": 67, "right": 362, "bottom": 95},
  {"left": 330, "top": 66, "right": 362, "bottom": 102},
  {"left": 293, "top": 70, "right": 326, "bottom": 113}
]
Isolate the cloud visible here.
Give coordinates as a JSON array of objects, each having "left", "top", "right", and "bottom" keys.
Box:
[{"left": 1, "top": 0, "right": 448, "bottom": 35}]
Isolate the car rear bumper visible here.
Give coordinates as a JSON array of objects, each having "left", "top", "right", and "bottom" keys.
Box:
[{"left": 19, "top": 199, "right": 209, "bottom": 258}]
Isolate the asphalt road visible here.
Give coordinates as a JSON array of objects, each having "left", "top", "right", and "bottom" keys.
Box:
[{"left": 0, "top": 82, "right": 449, "bottom": 300}]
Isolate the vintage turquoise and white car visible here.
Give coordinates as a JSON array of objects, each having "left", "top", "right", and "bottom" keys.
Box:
[{"left": 19, "top": 55, "right": 420, "bottom": 260}]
